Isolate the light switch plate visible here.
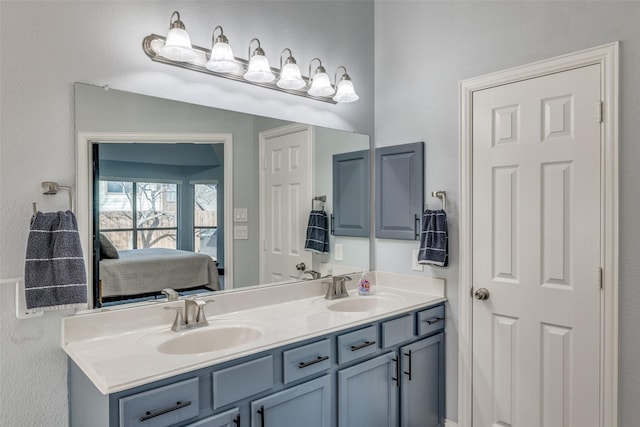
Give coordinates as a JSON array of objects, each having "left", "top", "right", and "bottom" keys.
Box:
[
  {"left": 233, "top": 225, "right": 248, "bottom": 240},
  {"left": 411, "top": 249, "right": 424, "bottom": 271},
  {"left": 335, "top": 243, "right": 343, "bottom": 261},
  {"left": 234, "top": 208, "right": 248, "bottom": 222}
]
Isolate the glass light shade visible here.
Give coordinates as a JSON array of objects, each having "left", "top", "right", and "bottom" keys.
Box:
[
  {"left": 206, "top": 41, "right": 237, "bottom": 73},
  {"left": 159, "top": 28, "right": 197, "bottom": 62},
  {"left": 243, "top": 54, "right": 275, "bottom": 83},
  {"left": 307, "top": 72, "right": 335, "bottom": 97},
  {"left": 276, "top": 62, "right": 306, "bottom": 90},
  {"left": 333, "top": 79, "right": 360, "bottom": 103}
]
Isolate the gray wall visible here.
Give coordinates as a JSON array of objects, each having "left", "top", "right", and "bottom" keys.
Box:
[
  {"left": 0, "top": 1, "right": 374, "bottom": 425},
  {"left": 375, "top": 1, "right": 640, "bottom": 425}
]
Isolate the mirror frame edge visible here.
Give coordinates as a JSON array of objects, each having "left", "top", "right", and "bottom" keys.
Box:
[{"left": 76, "top": 131, "right": 234, "bottom": 308}]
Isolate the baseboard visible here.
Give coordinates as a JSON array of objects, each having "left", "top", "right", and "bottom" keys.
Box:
[{"left": 444, "top": 419, "right": 458, "bottom": 427}]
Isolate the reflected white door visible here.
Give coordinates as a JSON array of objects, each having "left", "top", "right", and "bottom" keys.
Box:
[
  {"left": 472, "top": 64, "right": 601, "bottom": 427},
  {"left": 260, "top": 125, "right": 312, "bottom": 283}
]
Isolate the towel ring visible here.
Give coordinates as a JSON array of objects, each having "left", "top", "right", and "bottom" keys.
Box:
[
  {"left": 32, "top": 181, "right": 74, "bottom": 214},
  {"left": 431, "top": 191, "right": 447, "bottom": 211},
  {"left": 312, "top": 195, "right": 327, "bottom": 210}
]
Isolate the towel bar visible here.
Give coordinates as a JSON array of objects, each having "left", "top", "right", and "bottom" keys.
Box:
[{"left": 32, "top": 181, "right": 74, "bottom": 214}]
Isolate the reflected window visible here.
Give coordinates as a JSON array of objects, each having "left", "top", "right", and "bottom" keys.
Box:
[
  {"left": 99, "top": 180, "right": 178, "bottom": 250},
  {"left": 194, "top": 183, "right": 217, "bottom": 260}
]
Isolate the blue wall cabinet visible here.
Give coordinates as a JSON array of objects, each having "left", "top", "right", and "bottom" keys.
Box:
[
  {"left": 400, "top": 334, "right": 445, "bottom": 427},
  {"left": 250, "top": 375, "right": 331, "bottom": 427},
  {"left": 332, "top": 150, "right": 370, "bottom": 237},
  {"left": 375, "top": 142, "right": 424, "bottom": 240},
  {"left": 337, "top": 352, "right": 399, "bottom": 427}
]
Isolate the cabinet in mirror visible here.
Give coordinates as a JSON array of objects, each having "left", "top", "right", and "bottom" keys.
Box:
[{"left": 75, "top": 83, "right": 370, "bottom": 308}]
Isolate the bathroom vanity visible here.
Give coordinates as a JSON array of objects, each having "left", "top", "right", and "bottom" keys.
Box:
[{"left": 63, "top": 273, "right": 446, "bottom": 427}]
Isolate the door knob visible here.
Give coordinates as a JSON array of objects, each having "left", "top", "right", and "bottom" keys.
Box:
[{"left": 474, "top": 288, "right": 490, "bottom": 300}]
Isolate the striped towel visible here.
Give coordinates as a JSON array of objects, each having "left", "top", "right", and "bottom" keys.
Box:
[
  {"left": 24, "top": 211, "right": 87, "bottom": 311},
  {"left": 304, "top": 210, "right": 329, "bottom": 254},
  {"left": 417, "top": 209, "right": 448, "bottom": 267}
]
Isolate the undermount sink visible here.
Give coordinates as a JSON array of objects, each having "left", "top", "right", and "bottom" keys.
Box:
[
  {"left": 138, "top": 324, "right": 262, "bottom": 355},
  {"left": 323, "top": 293, "right": 404, "bottom": 313}
]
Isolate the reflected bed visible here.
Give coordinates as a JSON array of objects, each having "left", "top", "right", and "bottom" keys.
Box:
[{"left": 99, "top": 248, "right": 219, "bottom": 301}]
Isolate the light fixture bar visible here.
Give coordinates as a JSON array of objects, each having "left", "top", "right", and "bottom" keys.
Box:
[{"left": 143, "top": 34, "right": 338, "bottom": 104}]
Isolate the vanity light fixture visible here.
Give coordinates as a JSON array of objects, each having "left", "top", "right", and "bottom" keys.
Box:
[
  {"left": 244, "top": 38, "right": 276, "bottom": 83},
  {"left": 307, "top": 58, "right": 335, "bottom": 97},
  {"left": 333, "top": 66, "right": 360, "bottom": 103},
  {"left": 276, "top": 49, "right": 306, "bottom": 90},
  {"left": 158, "top": 11, "right": 197, "bottom": 62},
  {"left": 205, "top": 26, "right": 238, "bottom": 73},
  {"left": 143, "top": 10, "right": 359, "bottom": 104}
]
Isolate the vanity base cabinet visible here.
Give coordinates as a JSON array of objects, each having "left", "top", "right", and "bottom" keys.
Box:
[
  {"left": 337, "top": 352, "right": 398, "bottom": 427},
  {"left": 250, "top": 375, "right": 331, "bottom": 427},
  {"left": 400, "top": 333, "right": 445, "bottom": 427}
]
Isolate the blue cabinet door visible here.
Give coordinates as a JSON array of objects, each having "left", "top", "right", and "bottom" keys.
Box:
[
  {"left": 332, "top": 149, "right": 370, "bottom": 237},
  {"left": 375, "top": 142, "right": 424, "bottom": 240},
  {"left": 338, "top": 352, "right": 399, "bottom": 427},
  {"left": 400, "top": 333, "right": 445, "bottom": 427},
  {"left": 250, "top": 375, "right": 331, "bottom": 427}
]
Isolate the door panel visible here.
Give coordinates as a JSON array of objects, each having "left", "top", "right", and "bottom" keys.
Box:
[{"left": 472, "top": 64, "right": 601, "bottom": 427}]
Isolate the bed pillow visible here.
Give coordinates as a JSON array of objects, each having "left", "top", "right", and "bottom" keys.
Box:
[{"left": 99, "top": 233, "right": 120, "bottom": 260}]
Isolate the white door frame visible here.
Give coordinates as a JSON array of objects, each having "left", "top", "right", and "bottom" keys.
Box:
[
  {"left": 76, "top": 131, "right": 234, "bottom": 304},
  {"left": 259, "top": 123, "right": 313, "bottom": 283},
  {"left": 458, "top": 42, "right": 619, "bottom": 427}
]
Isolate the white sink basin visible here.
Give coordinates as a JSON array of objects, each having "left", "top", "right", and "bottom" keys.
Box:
[
  {"left": 138, "top": 324, "right": 262, "bottom": 355},
  {"left": 319, "top": 293, "right": 405, "bottom": 313}
]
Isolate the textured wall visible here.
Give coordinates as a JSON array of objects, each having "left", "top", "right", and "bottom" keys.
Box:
[
  {"left": 375, "top": 1, "right": 640, "bottom": 424},
  {"left": 0, "top": 1, "right": 373, "bottom": 425}
]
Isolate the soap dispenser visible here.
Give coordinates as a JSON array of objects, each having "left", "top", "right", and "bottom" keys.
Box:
[{"left": 357, "top": 272, "right": 370, "bottom": 296}]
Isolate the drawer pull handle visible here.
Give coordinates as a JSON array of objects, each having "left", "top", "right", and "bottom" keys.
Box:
[
  {"left": 234, "top": 413, "right": 241, "bottom": 426},
  {"left": 298, "top": 355, "right": 329, "bottom": 369},
  {"left": 424, "top": 316, "right": 445, "bottom": 325},
  {"left": 350, "top": 340, "right": 376, "bottom": 351},
  {"left": 139, "top": 400, "right": 192, "bottom": 422},
  {"left": 403, "top": 349, "right": 413, "bottom": 381},
  {"left": 258, "top": 405, "right": 265, "bottom": 427}
]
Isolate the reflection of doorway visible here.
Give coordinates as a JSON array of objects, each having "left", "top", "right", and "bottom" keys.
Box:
[
  {"left": 76, "top": 132, "right": 233, "bottom": 306},
  {"left": 259, "top": 124, "right": 313, "bottom": 283}
]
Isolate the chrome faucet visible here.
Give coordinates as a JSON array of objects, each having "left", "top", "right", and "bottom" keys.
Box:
[
  {"left": 164, "top": 298, "right": 213, "bottom": 332},
  {"left": 303, "top": 270, "right": 321, "bottom": 280},
  {"left": 325, "top": 275, "right": 352, "bottom": 300}
]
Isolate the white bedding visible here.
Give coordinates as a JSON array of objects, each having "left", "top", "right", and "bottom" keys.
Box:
[{"left": 99, "top": 248, "right": 219, "bottom": 298}]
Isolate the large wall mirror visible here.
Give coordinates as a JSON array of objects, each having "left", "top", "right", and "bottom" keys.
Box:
[{"left": 75, "top": 83, "right": 370, "bottom": 308}]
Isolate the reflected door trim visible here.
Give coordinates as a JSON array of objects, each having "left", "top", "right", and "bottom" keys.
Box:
[{"left": 76, "top": 132, "right": 234, "bottom": 307}]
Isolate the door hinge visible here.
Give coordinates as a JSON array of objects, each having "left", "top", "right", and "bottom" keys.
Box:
[
  {"left": 598, "top": 101, "right": 604, "bottom": 123},
  {"left": 598, "top": 267, "right": 603, "bottom": 289},
  {"left": 262, "top": 238, "right": 266, "bottom": 251},
  {"left": 263, "top": 157, "right": 267, "bottom": 170}
]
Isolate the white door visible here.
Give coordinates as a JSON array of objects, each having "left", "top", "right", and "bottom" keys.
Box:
[
  {"left": 260, "top": 125, "right": 312, "bottom": 283},
  {"left": 472, "top": 64, "right": 601, "bottom": 426}
]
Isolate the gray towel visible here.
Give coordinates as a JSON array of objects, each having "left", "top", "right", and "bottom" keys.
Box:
[
  {"left": 417, "top": 209, "right": 448, "bottom": 267},
  {"left": 24, "top": 211, "right": 87, "bottom": 311},
  {"left": 304, "top": 210, "right": 329, "bottom": 254}
]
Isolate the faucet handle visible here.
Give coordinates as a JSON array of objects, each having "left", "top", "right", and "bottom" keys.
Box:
[
  {"left": 161, "top": 288, "right": 179, "bottom": 301},
  {"left": 196, "top": 300, "right": 214, "bottom": 324},
  {"left": 164, "top": 306, "right": 185, "bottom": 331}
]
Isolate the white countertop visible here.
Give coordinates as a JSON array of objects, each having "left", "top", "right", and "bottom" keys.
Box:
[{"left": 62, "top": 271, "right": 446, "bottom": 395}]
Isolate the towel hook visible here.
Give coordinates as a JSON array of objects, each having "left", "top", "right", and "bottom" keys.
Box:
[
  {"left": 431, "top": 191, "right": 447, "bottom": 211},
  {"left": 32, "top": 181, "right": 74, "bottom": 214}
]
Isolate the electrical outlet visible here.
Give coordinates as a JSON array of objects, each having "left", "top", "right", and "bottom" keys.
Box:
[
  {"left": 412, "top": 250, "right": 423, "bottom": 271},
  {"left": 335, "top": 243, "right": 343, "bottom": 261}
]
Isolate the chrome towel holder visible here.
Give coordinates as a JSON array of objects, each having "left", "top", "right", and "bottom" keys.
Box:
[
  {"left": 431, "top": 191, "right": 447, "bottom": 211},
  {"left": 32, "top": 181, "right": 74, "bottom": 214}
]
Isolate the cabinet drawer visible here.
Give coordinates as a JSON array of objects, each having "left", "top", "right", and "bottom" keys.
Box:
[
  {"left": 213, "top": 355, "right": 274, "bottom": 409},
  {"left": 417, "top": 304, "right": 445, "bottom": 336},
  {"left": 283, "top": 339, "right": 331, "bottom": 384},
  {"left": 186, "top": 407, "right": 239, "bottom": 427},
  {"left": 119, "top": 377, "right": 199, "bottom": 427},
  {"left": 381, "top": 314, "right": 415, "bottom": 348},
  {"left": 337, "top": 325, "right": 378, "bottom": 364}
]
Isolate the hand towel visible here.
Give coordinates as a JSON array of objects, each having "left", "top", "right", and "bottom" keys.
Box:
[
  {"left": 417, "top": 209, "right": 449, "bottom": 267},
  {"left": 304, "top": 210, "right": 330, "bottom": 254},
  {"left": 24, "top": 210, "right": 87, "bottom": 311}
]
